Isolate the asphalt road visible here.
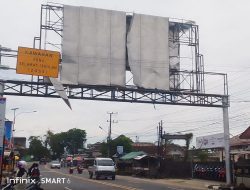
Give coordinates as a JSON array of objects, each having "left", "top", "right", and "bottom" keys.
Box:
[{"left": 39, "top": 165, "right": 195, "bottom": 190}]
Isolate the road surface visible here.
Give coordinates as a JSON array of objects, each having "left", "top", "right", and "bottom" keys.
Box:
[{"left": 39, "top": 165, "right": 196, "bottom": 190}]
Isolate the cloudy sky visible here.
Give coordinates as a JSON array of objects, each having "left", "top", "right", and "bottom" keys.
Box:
[{"left": 1, "top": 0, "right": 250, "bottom": 147}]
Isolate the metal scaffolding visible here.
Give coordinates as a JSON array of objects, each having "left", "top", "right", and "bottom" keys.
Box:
[
  {"left": 0, "top": 4, "right": 229, "bottom": 107},
  {"left": 0, "top": 79, "right": 227, "bottom": 108}
]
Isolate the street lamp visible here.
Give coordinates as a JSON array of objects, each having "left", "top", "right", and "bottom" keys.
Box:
[
  {"left": 11, "top": 108, "right": 37, "bottom": 148},
  {"left": 99, "top": 126, "right": 111, "bottom": 157},
  {"left": 11, "top": 108, "right": 37, "bottom": 132}
]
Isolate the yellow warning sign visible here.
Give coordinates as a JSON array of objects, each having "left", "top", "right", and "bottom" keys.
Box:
[{"left": 16, "top": 47, "right": 60, "bottom": 78}]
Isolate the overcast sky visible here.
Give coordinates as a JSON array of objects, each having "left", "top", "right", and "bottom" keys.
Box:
[{"left": 1, "top": 0, "right": 250, "bottom": 147}]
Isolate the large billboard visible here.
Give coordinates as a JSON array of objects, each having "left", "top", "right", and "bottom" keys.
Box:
[
  {"left": 196, "top": 133, "right": 224, "bottom": 149},
  {"left": 61, "top": 6, "right": 171, "bottom": 90},
  {"left": 16, "top": 47, "right": 60, "bottom": 77}
]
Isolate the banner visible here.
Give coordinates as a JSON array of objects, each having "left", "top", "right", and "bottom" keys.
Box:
[
  {"left": 0, "top": 97, "right": 6, "bottom": 148},
  {"left": 196, "top": 133, "right": 224, "bottom": 149},
  {"left": 0, "top": 97, "right": 6, "bottom": 168},
  {"left": 4, "top": 121, "right": 13, "bottom": 148}
]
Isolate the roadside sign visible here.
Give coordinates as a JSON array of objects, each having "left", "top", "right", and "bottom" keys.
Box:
[
  {"left": 196, "top": 133, "right": 224, "bottom": 149},
  {"left": 16, "top": 47, "right": 60, "bottom": 77},
  {"left": 117, "top": 146, "right": 123, "bottom": 155}
]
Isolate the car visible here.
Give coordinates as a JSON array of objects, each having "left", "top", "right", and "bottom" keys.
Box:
[
  {"left": 39, "top": 158, "right": 47, "bottom": 165},
  {"left": 50, "top": 160, "right": 61, "bottom": 169},
  {"left": 88, "top": 158, "right": 116, "bottom": 180}
]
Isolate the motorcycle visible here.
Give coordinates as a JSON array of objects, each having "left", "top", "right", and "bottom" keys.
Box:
[
  {"left": 25, "top": 178, "right": 43, "bottom": 190},
  {"left": 77, "top": 166, "right": 83, "bottom": 174},
  {"left": 69, "top": 167, "right": 74, "bottom": 174}
]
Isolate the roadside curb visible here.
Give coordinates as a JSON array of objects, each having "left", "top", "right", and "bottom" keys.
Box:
[{"left": 205, "top": 184, "right": 237, "bottom": 190}]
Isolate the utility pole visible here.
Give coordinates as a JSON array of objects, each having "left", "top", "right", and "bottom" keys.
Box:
[
  {"left": 222, "top": 96, "right": 231, "bottom": 185},
  {"left": 107, "top": 112, "right": 117, "bottom": 157},
  {"left": 157, "top": 121, "right": 163, "bottom": 157},
  {"left": 0, "top": 45, "right": 6, "bottom": 186}
]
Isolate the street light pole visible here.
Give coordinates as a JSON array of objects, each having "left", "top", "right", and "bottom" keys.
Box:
[
  {"left": 10, "top": 109, "right": 37, "bottom": 148},
  {"left": 11, "top": 108, "right": 19, "bottom": 132}
]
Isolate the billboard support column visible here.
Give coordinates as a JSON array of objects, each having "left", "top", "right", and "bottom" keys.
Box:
[{"left": 223, "top": 96, "right": 231, "bottom": 185}]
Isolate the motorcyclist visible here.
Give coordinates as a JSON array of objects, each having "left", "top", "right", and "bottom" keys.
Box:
[
  {"left": 28, "top": 163, "right": 40, "bottom": 180},
  {"left": 27, "top": 163, "right": 43, "bottom": 190},
  {"left": 16, "top": 160, "right": 27, "bottom": 177},
  {"left": 14, "top": 161, "right": 28, "bottom": 189}
]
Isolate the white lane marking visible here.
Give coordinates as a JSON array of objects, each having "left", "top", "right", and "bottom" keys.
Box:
[
  {"left": 65, "top": 187, "right": 72, "bottom": 190},
  {"left": 168, "top": 188, "right": 185, "bottom": 190}
]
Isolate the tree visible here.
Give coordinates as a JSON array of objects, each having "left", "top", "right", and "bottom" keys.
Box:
[
  {"left": 48, "top": 128, "right": 87, "bottom": 158},
  {"left": 184, "top": 133, "right": 193, "bottom": 161},
  {"left": 49, "top": 133, "right": 66, "bottom": 159},
  {"left": 28, "top": 136, "right": 50, "bottom": 160},
  {"left": 64, "top": 128, "right": 87, "bottom": 154},
  {"left": 101, "top": 135, "right": 133, "bottom": 157},
  {"left": 44, "top": 130, "right": 54, "bottom": 149},
  {"left": 197, "top": 150, "right": 209, "bottom": 162}
]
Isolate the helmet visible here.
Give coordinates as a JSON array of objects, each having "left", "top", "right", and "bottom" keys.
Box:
[{"left": 17, "top": 160, "right": 27, "bottom": 168}]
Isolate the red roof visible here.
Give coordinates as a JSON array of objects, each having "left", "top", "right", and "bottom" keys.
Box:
[
  {"left": 239, "top": 126, "right": 250, "bottom": 139},
  {"left": 230, "top": 135, "right": 250, "bottom": 147}
]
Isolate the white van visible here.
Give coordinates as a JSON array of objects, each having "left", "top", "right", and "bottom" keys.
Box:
[{"left": 88, "top": 158, "right": 116, "bottom": 180}]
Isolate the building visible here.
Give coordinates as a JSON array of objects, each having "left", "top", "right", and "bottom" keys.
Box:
[
  {"left": 132, "top": 142, "right": 185, "bottom": 159},
  {"left": 230, "top": 127, "right": 250, "bottom": 161},
  {"left": 13, "top": 137, "right": 26, "bottom": 149},
  {"left": 87, "top": 142, "right": 103, "bottom": 157}
]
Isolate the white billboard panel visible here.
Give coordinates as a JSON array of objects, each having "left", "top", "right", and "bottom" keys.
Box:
[
  {"left": 61, "top": 5, "right": 126, "bottom": 86},
  {"left": 127, "top": 14, "right": 170, "bottom": 90},
  {"left": 196, "top": 133, "right": 224, "bottom": 149}
]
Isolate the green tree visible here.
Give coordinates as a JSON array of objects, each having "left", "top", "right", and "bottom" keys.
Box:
[
  {"left": 49, "top": 133, "right": 66, "bottom": 159},
  {"left": 184, "top": 133, "right": 193, "bottom": 161},
  {"left": 28, "top": 136, "right": 50, "bottom": 160},
  {"left": 44, "top": 130, "right": 54, "bottom": 148},
  {"left": 65, "top": 128, "right": 87, "bottom": 154},
  {"left": 101, "top": 135, "right": 133, "bottom": 157},
  {"left": 48, "top": 128, "right": 87, "bottom": 158},
  {"left": 197, "top": 150, "right": 209, "bottom": 162}
]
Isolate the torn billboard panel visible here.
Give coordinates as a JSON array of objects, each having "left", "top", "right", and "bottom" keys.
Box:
[
  {"left": 127, "top": 14, "right": 170, "bottom": 90},
  {"left": 61, "top": 5, "right": 126, "bottom": 86}
]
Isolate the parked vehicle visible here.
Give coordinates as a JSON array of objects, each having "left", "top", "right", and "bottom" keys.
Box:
[
  {"left": 50, "top": 160, "right": 61, "bottom": 169},
  {"left": 39, "top": 158, "right": 47, "bottom": 165},
  {"left": 88, "top": 158, "right": 116, "bottom": 180}
]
